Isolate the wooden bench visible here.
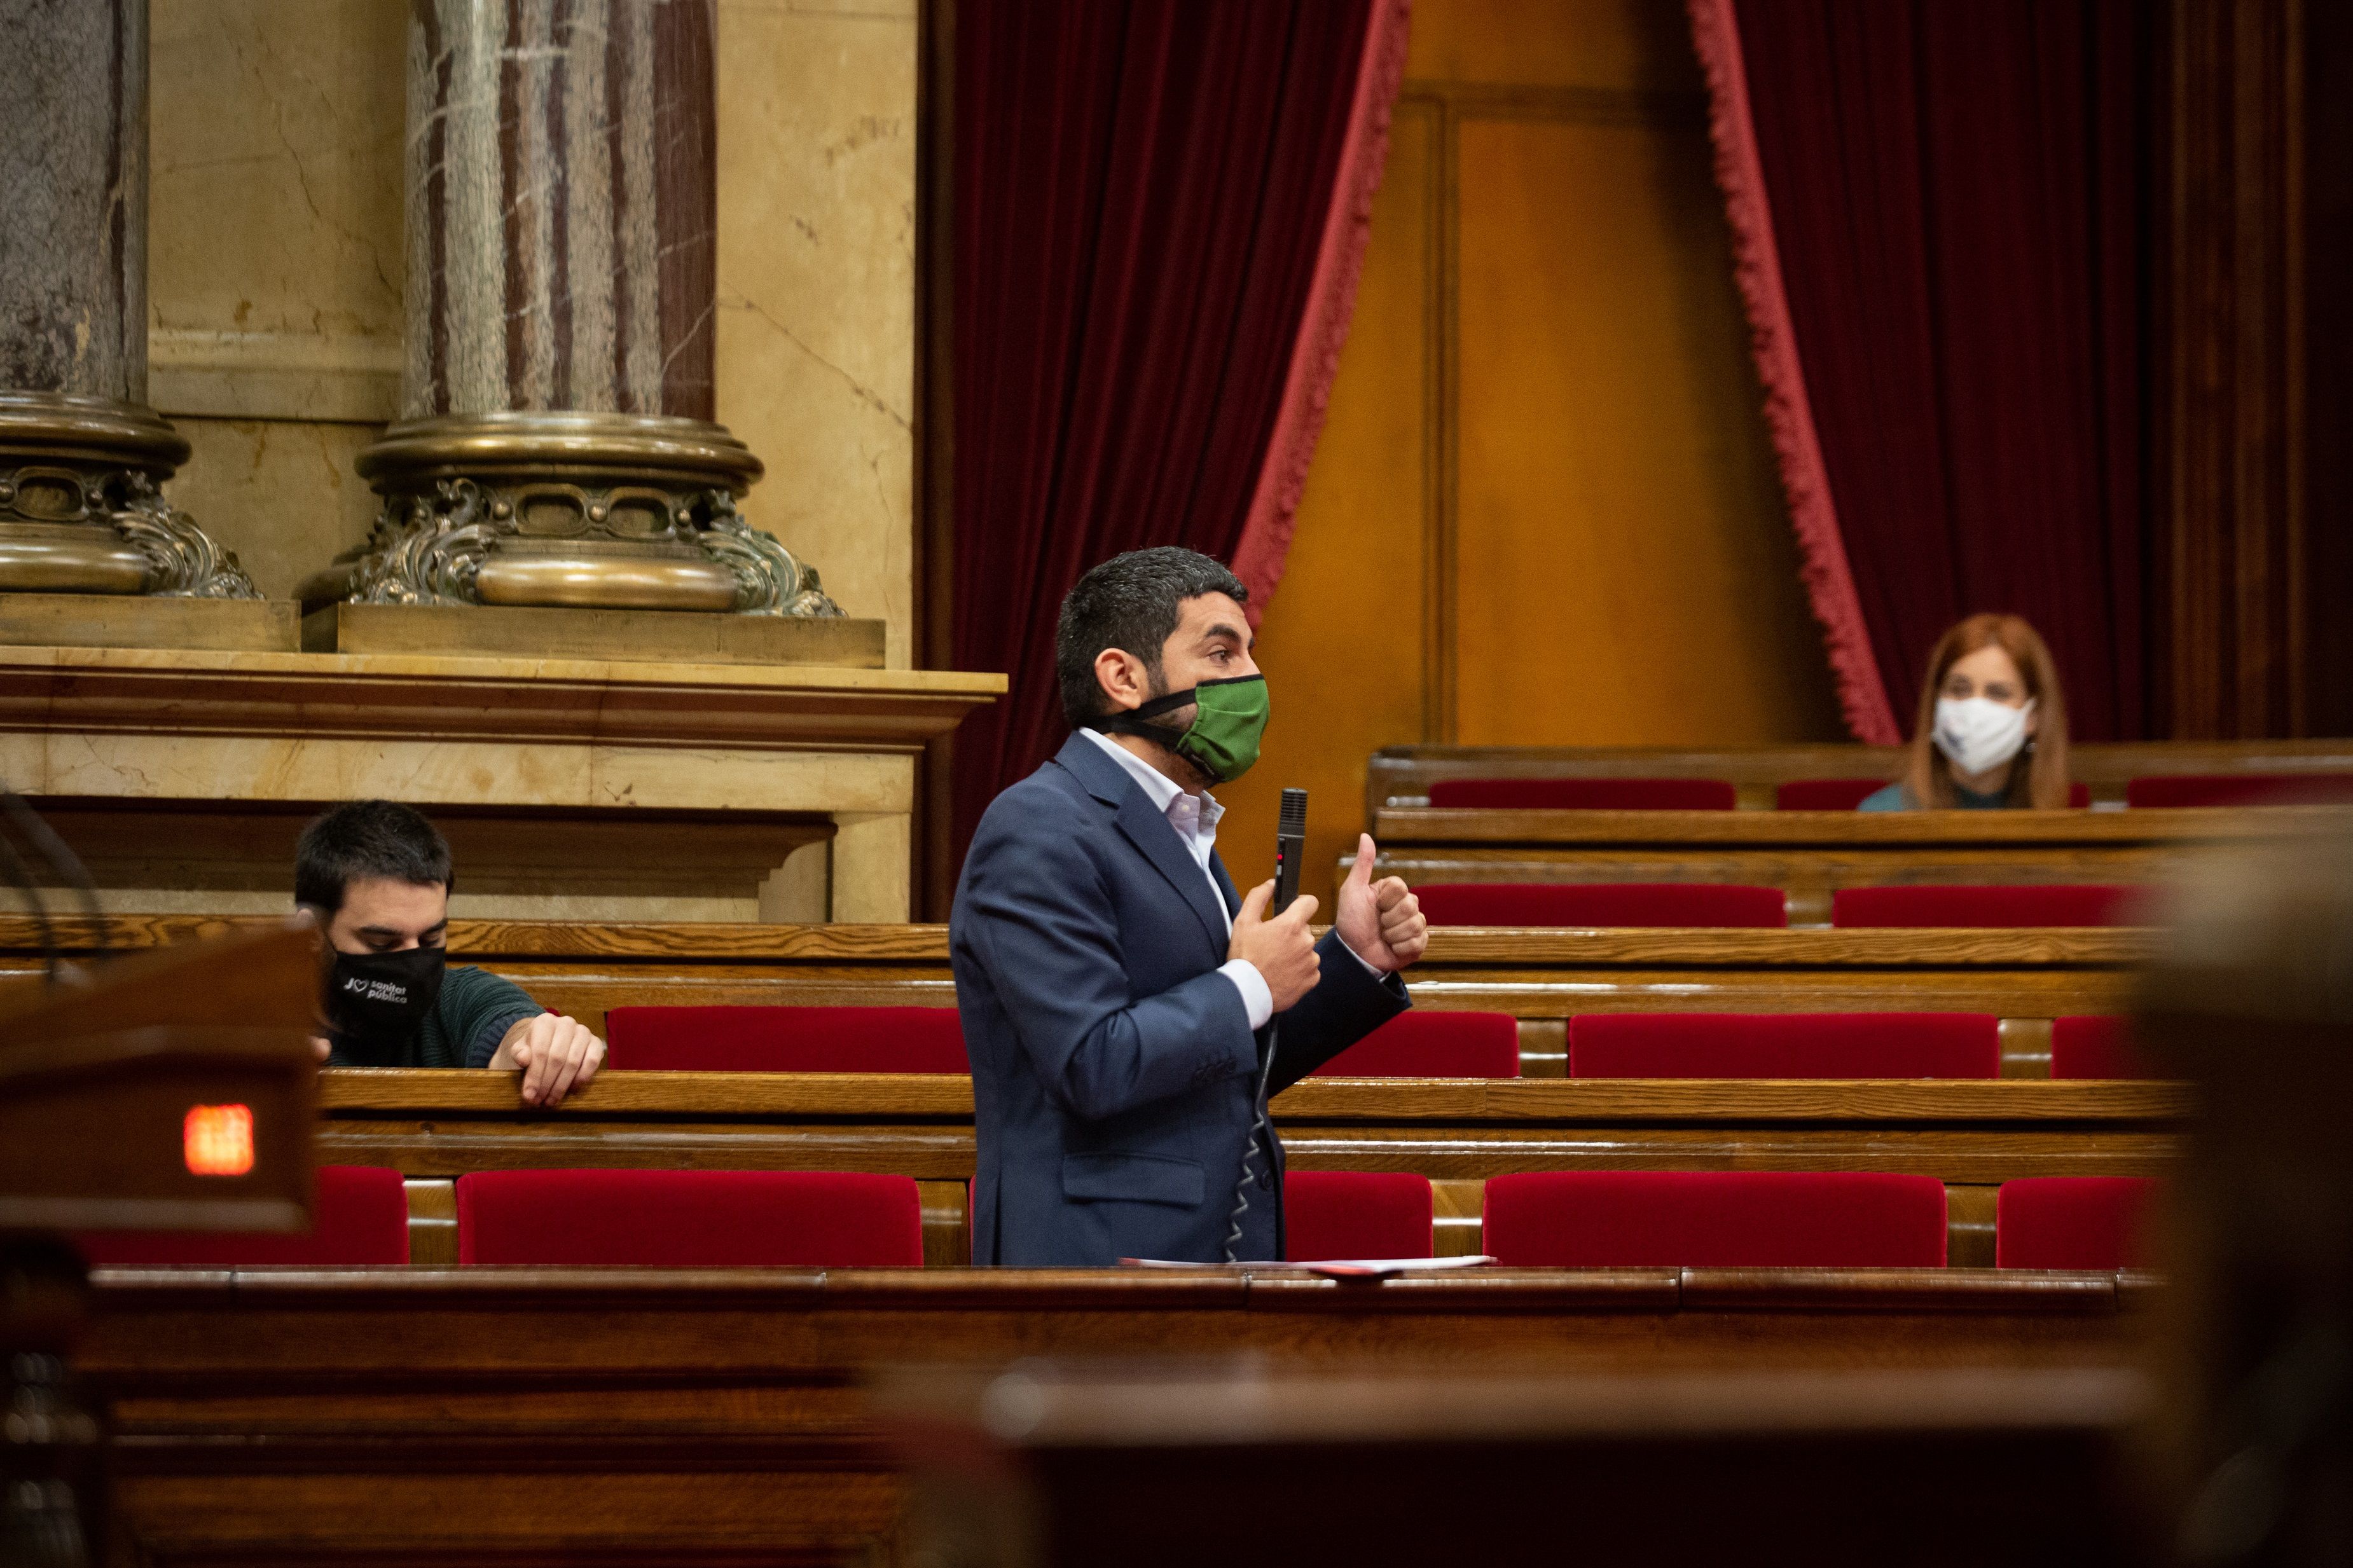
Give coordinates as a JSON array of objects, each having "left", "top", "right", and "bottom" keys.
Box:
[
  {"left": 0, "top": 916, "right": 2146, "bottom": 1075},
  {"left": 81, "top": 1265, "right": 2153, "bottom": 1566},
  {"left": 1367, "top": 739, "right": 2353, "bottom": 812},
  {"left": 320, "top": 1069, "right": 2188, "bottom": 1269},
  {"left": 1362, "top": 805, "right": 2353, "bottom": 925}
]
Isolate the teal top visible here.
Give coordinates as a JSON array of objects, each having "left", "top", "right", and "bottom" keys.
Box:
[
  {"left": 1857, "top": 781, "right": 2012, "bottom": 813},
  {"left": 325, "top": 963, "right": 542, "bottom": 1069}
]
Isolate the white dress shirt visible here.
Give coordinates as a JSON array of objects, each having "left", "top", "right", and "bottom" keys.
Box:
[{"left": 1077, "top": 727, "right": 1381, "bottom": 1030}]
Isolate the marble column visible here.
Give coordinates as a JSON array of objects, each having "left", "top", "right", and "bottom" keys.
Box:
[
  {"left": 0, "top": 0, "right": 254, "bottom": 599},
  {"left": 324, "top": 0, "right": 836, "bottom": 617}
]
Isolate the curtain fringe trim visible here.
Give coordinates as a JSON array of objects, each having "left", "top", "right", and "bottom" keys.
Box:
[
  {"left": 1685, "top": 0, "right": 1901, "bottom": 745},
  {"left": 1230, "top": 0, "right": 1413, "bottom": 625}
]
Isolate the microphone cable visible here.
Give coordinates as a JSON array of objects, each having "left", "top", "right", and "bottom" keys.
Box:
[
  {"left": 0, "top": 788, "right": 108, "bottom": 963},
  {"left": 0, "top": 827, "right": 59, "bottom": 986}
]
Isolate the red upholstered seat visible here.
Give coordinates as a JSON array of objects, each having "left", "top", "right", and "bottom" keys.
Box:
[
  {"left": 1413, "top": 883, "right": 1787, "bottom": 928},
  {"left": 76, "top": 1166, "right": 411, "bottom": 1268},
  {"left": 2125, "top": 772, "right": 2353, "bottom": 808},
  {"left": 1569, "top": 1012, "right": 1999, "bottom": 1079},
  {"left": 1311, "top": 1010, "right": 1520, "bottom": 1078},
  {"left": 604, "top": 1005, "right": 969, "bottom": 1073},
  {"left": 1996, "top": 1177, "right": 2156, "bottom": 1269},
  {"left": 1776, "top": 778, "right": 1888, "bottom": 811},
  {"left": 1284, "top": 1171, "right": 1434, "bottom": 1262},
  {"left": 2048, "top": 1015, "right": 2156, "bottom": 1080},
  {"left": 1482, "top": 1171, "right": 1947, "bottom": 1267},
  {"left": 455, "top": 1169, "right": 925, "bottom": 1267},
  {"left": 1428, "top": 778, "right": 1737, "bottom": 811},
  {"left": 1830, "top": 883, "right": 2143, "bottom": 928}
]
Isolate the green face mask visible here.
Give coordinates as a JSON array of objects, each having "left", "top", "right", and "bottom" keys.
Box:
[{"left": 1091, "top": 673, "right": 1268, "bottom": 784}]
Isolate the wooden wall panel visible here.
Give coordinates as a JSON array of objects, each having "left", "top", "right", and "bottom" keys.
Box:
[
  {"left": 1218, "top": 99, "right": 1435, "bottom": 888},
  {"left": 1218, "top": 0, "right": 1842, "bottom": 888},
  {"left": 1453, "top": 114, "right": 1830, "bottom": 748}
]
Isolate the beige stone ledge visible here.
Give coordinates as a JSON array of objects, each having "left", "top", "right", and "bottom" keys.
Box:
[
  {"left": 0, "top": 734, "right": 915, "bottom": 816},
  {"left": 148, "top": 329, "right": 403, "bottom": 425},
  {"left": 0, "top": 645, "right": 1001, "bottom": 752}
]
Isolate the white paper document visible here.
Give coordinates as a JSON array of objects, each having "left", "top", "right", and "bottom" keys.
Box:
[{"left": 1119, "top": 1255, "right": 1496, "bottom": 1279}]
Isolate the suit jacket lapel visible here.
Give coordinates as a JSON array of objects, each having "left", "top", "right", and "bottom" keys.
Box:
[
  {"left": 1113, "top": 791, "right": 1231, "bottom": 958},
  {"left": 1054, "top": 732, "right": 1230, "bottom": 959}
]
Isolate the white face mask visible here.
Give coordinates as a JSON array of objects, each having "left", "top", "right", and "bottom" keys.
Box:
[{"left": 1933, "top": 696, "right": 2034, "bottom": 779}]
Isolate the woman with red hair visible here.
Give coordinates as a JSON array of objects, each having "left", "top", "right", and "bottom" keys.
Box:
[{"left": 1860, "top": 614, "right": 2074, "bottom": 811}]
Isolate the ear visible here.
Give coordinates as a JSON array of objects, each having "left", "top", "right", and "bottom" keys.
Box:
[
  {"left": 1093, "top": 647, "right": 1149, "bottom": 713},
  {"left": 2022, "top": 697, "right": 2039, "bottom": 737}
]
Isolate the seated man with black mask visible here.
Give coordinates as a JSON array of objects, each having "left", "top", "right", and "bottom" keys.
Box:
[{"left": 298, "top": 800, "right": 606, "bottom": 1107}]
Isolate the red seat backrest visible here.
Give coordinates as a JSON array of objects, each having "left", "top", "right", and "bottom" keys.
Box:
[
  {"left": 1413, "top": 883, "right": 1788, "bottom": 928},
  {"left": 1482, "top": 1171, "right": 1947, "bottom": 1267},
  {"left": 1996, "top": 1177, "right": 2156, "bottom": 1269},
  {"left": 1428, "top": 778, "right": 1737, "bottom": 811},
  {"left": 1830, "top": 884, "right": 2143, "bottom": 928},
  {"left": 1570, "top": 1012, "right": 1999, "bottom": 1079},
  {"left": 76, "top": 1166, "right": 411, "bottom": 1268},
  {"left": 604, "top": 1005, "right": 969, "bottom": 1073},
  {"left": 455, "top": 1169, "right": 925, "bottom": 1266},
  {"left": 2125, "top": 772, "right": 2353, "bottom": 809},
  {"left": 1312, "top": 1010, "right": 1520, "bottom": 1078},
  {"left": 1776, "top": 778, "right": 1889, "bottom": 811},
  {"left": 2048, "top": 1015, "right": 2156, "bottom": 1080},
  {"left": 1284, "top": 1171, "right": 1434, "bottom": 1262}
]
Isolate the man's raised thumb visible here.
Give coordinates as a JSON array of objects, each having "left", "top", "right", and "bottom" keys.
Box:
[{"left": 1348, "top": 834, "right": 1377, "bottom": 888}]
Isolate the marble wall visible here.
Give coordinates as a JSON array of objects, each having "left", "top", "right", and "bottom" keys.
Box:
[
  {"left": 146, "top": 0, "right": 916, "bottom": 664},
  {"left": 714, "top": 0, "right": 916, "bottom": 668}
]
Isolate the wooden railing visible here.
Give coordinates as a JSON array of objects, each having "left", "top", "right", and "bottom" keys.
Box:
[
  {"left": 318, "top": 1069, "right": 2189, "bottom": 1268},
  {"left": 1360, "top": 804, "right": 2353, "bottom": 923},
  {"left": 0, "top": 918, "right": 2148, "bottom": 1074},
  {"left": 1365, "top": 738, "right": 2353, "bottom": 812}
]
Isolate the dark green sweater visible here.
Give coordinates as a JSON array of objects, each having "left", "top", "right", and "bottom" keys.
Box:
[{"left": 324, "top": 964, "right": 543, "bottom": 1069}]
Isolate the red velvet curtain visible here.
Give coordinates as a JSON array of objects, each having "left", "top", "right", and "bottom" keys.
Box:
[
  {"left": 953, "top": 0, "right": 1377, "bottom": 856},
  {"left": 1708, "top": 0, "right": 2154, "bottom": 740}
]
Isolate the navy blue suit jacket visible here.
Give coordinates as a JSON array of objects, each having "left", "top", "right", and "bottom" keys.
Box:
[{"left": 951, "top": 732, "right": 1411, "bottom": 1265}]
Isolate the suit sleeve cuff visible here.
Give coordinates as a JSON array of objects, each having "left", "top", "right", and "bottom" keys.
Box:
[
  {"left": 1219, "top": 959, "right": 1275, "bottom": 1030},
  {"left": 1336, "top": 934, "right": 1388, "bottom": 979}
]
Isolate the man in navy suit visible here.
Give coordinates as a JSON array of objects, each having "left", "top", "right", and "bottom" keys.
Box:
[{"left": 952, "top": 547, "right": 1429, "bottom": 1265}]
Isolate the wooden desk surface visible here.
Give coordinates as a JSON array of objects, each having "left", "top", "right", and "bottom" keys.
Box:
[
  {"left": 83, "top": 1263, "right": 2149, "bottom": 1367},
  {"left": 319, "top": 1068, "right": 2188, "bottom": 1124}
]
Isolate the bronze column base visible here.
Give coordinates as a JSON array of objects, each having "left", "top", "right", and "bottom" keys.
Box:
[
  {"left": 308, "top": 412, "right": 839, "bottom": 617},
  {"left": 0, "top": 394, "right": 258, "bottom": 599}
]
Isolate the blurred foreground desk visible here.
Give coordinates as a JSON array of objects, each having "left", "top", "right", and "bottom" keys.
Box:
[
  {"left": 83, "top": 1266, "right": 2148, "bottom": 1565},
  {"left": 883, "top": 1361, "right": 2146, "bottom": 1568}
]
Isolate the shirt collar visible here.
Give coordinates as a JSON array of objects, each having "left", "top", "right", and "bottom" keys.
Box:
[{"left": 1077, "top": 727, "right": 1220, "bottom": 828}]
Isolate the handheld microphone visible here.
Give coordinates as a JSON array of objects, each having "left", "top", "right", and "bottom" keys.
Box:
[
  {"left": 1271, "top": 788, "right": 1306, "bottom": 916},
  {"left": 1224, "top": 788, "right": 1308, "bottom": 1262}
]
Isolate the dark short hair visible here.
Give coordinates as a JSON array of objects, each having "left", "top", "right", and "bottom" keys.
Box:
[
  {"left": 294, "top": 801, "right": 454, "bottom": 914},
  {"left": 1054, "top": 547, "right": 1248, "bottom": 726}
]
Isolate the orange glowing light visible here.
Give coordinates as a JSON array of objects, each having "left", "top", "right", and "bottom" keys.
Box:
[{"left": 183, "top": 1104, "right": 255, "bottom": 1176}]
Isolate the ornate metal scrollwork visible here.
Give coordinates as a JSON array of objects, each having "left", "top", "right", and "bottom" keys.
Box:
[
  {"left": 109, "top": 472, "right": 261, "bottom": 600},
  {"left": 689, "top": 491, "right": 843, "bottom": 617},
  {"left": 349, "top": 479, "right": 496, "bottom": 607},
  {"left": 338, "top": 413, "right": 846, "bottom": 618}
]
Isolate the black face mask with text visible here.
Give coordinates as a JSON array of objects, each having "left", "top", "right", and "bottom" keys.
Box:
[{"left": 322, "top": 946, "right": 447, "bottom": 1066}]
